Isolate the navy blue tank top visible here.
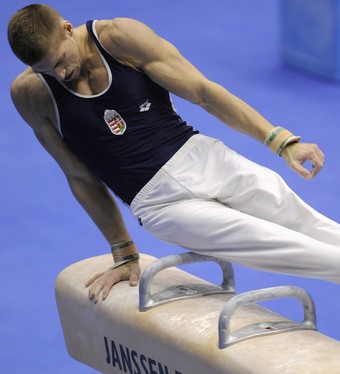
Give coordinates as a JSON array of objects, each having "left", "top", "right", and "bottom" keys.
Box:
[{"left": 39, "top": 20, "right": 198, "bottom": 205}]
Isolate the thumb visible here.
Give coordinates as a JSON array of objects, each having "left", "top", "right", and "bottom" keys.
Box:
[{"left": 291, "top": 161, "right": 313, "bottom": 180}]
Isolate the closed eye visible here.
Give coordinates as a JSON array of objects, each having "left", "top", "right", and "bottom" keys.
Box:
[{"left": 34, "top": 54, "right": 65, "bottom": 74}]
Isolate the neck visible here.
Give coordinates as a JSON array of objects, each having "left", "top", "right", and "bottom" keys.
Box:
[{"left": 76, "top": 27, "right": 101, "bottom": 76}]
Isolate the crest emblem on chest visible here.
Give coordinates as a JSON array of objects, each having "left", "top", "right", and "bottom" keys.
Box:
[{"left": 103, "top": 109, "right": 127, "bottom": 135}]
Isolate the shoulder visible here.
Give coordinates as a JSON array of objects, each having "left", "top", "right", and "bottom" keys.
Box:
[
  {"left": 11, "top": 68, "right": 48, "bottom": 107},
  {"left": 94, "top": 18, "right": 152, "bottom": 42},
  {"left": 94, "top": 18, "right": 164, "bottom": 67},
  {"left": 11, "top": 68, "right": 36, "bottom": 100},
  {"left": 11, "top": 68, "right": 55, "bottom": 128}
]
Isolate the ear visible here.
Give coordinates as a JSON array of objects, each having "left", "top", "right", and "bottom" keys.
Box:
[{"left": 64, "top": 20, "right": 74, "bottom": 35}]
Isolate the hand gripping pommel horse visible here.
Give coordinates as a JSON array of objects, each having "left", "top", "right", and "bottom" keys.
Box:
[{"left": 55, "top": 252, "right": 340, "bottom": 374}]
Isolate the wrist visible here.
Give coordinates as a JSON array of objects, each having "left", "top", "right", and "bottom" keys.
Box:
[
  {"left": 264, "top": 126, "right": 301, "bottom": 156},
  {"left": 113, "top": 252, "right": 140, "bottom": 268},
  {"left": 110, "top": 240, "right": 139, "bottom": 263}
]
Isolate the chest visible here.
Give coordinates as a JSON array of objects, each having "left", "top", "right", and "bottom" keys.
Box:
[
  {"left": 66, "top": 65, "right": 109, "bottom": 95},
  {"left": 42, "top": 56, "right": 170, "bottom": 135}
]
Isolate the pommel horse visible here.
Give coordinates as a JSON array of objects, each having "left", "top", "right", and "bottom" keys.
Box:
[{"left": 55, "top": 252, "right": 340, "bottom": 373}]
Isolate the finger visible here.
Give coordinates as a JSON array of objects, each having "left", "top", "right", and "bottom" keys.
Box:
[
  {"left": 292, "top": 146, "right": 324, "bottom": 179},
  {"left": 85, "top": 272, "right": 105, "bottom": 287},
  {"left": 307, "top": 156, "right": 323, "bottom": 178},
  {"left": 102, "top": 281, "right": 116, "bottom": 300},
  {"left": 318, "top": 150, "right": 325, "bottom": 162},
  {"left": 102, "top": 275, "right": 122, "bottom": 300},
  {"left": 311, "top": 150, "right": 324, "bottom": 177},
  {"left": 291, "top": 161, "right": 312, "bottom": 179},
  {"left": 129, "top": 271, "right": 139, "bottom": 287},
  {"left": 88, "top": 283, "right": 104, "bottom": 303},
  {"left": 310, "top": 163, "right": 321, "bottom": 178}
]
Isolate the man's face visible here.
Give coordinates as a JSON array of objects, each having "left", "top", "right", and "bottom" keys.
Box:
[{"left": 32, "top": 31, "right": 81, "bottom": 82}]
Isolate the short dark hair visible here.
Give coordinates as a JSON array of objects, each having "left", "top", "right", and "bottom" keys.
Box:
[{"left": 8, "top": 4, "right": 65, "bottom": 65}]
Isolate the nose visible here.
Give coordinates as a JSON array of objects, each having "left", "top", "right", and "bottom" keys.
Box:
[{"left": 53, "top": 66, "right": 67, "bottom": 80}]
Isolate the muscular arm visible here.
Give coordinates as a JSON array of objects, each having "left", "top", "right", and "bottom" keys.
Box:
[
  {"left": 11, "top": 70, "right": 140, "bottom": 301},
  {"left": 98, "top": 18, "right": 324, "bottom": 178},
  {"left": 36, "top": 130, "right": 129, "bottom": 246}
]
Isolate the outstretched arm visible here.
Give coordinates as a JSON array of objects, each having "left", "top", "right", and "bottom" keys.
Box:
[{"left": 99, "top": 18, "right": 324, "bottom": 178}]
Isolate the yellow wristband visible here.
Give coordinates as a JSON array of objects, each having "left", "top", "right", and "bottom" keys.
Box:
[{"left": 265, "top": 127, "right": 301, "bottom": 155}]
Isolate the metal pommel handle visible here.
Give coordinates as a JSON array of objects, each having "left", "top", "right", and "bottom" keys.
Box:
[
  {"left": 139, "top": 252, "right": 235, "bottom": 311},
  {"left": 218, "top": 285, "right": 317, "bottom": 348}
]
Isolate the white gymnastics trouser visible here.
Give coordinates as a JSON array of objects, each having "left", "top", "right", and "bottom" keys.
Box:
[{"left": 130, "top": 134, "right": 340, "bottom": 284}]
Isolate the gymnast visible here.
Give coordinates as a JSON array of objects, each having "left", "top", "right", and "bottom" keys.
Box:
[{"left": 8, "top": 4, "right": 340, "bottom": 304}]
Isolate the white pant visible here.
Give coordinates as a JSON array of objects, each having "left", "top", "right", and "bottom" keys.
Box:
[{"left": 130, "top": 134, "right": 340, "bottom": 283}]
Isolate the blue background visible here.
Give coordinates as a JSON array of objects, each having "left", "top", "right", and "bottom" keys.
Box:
[{"left": 1, "top": 1, "right": 340, "bottom": 373}]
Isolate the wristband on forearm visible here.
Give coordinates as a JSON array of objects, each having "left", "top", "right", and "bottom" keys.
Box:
[
  {"left": 264, "top": 126, "right": 301, "bottom": 156},
  {"left": 110, "top": 240, "right": 139, "bottom": 268},
  {"left": 113, "top": 253, "right": 140, "bottom": 268},
  {"left": 110, "top": 240, "right": 135, "bottom": 253}
]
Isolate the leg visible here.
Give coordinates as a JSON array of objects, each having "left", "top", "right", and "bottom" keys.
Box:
[
  {"left": 131, "top": 134, "right": 340, "bottom": 283},
  {"left": 164, "top": 135, "right": 340, "bottom": 246},
  {"left": 140, "top": 198, "right": 340, "bottom": 284},
  {"left": 213, "top": 145, "right": 340, "bottom": 247}
]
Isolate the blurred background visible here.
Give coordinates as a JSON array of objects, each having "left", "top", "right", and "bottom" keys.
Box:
[{"left": 1, "top": 1, "right": 340, "bottom": 372}]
